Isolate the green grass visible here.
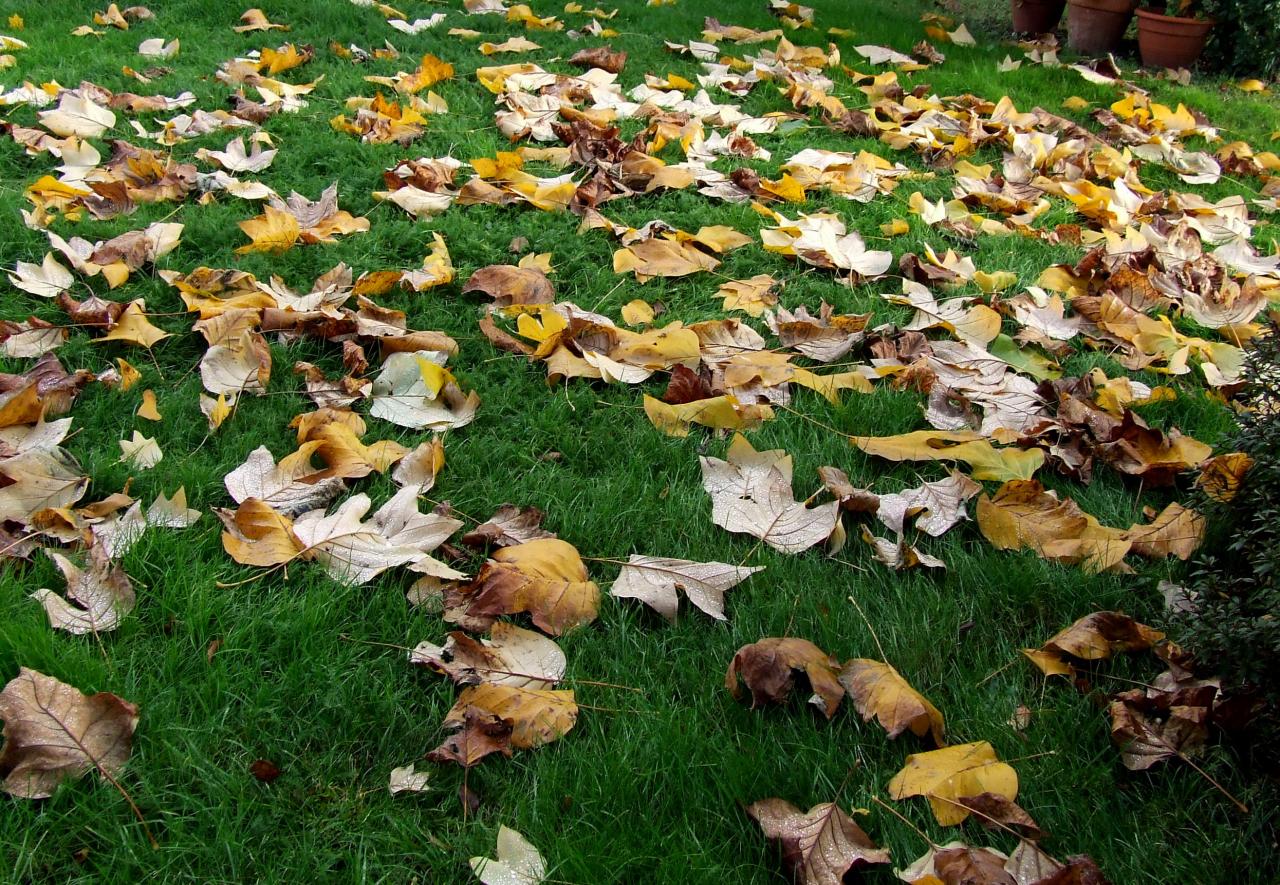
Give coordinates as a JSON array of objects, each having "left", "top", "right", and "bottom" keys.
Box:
[{"left": 2, "top": 0, "right": 1279, "bottom": 882}]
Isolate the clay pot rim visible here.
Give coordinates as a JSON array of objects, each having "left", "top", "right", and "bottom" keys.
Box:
[
  {"left": 1135, "top": 7, "right": 1215, "bottom": 26},
  {"left": 1066, "top": 0, "right": 1138, "bottom": 12}
]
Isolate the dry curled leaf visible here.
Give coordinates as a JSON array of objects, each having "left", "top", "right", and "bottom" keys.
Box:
[
  {"left": 725, "top": 637, "right": 844, "bottom": 719},
  {"left": 31, "top": 546, "right": 135, "bottom": 635}
]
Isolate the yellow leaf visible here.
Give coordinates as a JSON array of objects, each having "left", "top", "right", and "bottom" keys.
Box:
[
  {"left": 888, "top": 741, "right": 1018, "bottom": 826},
  {"left": 852, "top": 431, "right": 1043, "bottom": 482},
  {"left": 973, "top": 270, "right": 1017, "bottom": 293},
  {"left": 218, "top": 498, "right": 303, "bottom": 567},
  {"left": 1062, "top": 96, "right": 1089, "bottom": 110},
  {"left": 880, "top": 218, "right": 909, "bottom": 236},
  {"left": 643, "top": 394, "right": 773, "bottom": 437},
  {"left": 116, "top": 358, "right": 141, "bottom": 391},
  {"left": 464, "top": 538, "right": 599, "bottom": 635},
  {"left": 1239, "top": 79, "right": 1268, "bottom": 93},
  {"left": 237, "top": 205, "right": 300, "bottom": 254},
  {"left": 716, "top": 274, "right": 779, "bottom": 317},
  {"left": 841, "top": 658, "right": 944, "bottom": 744},
  {"left": 201, "top": 393, "right": 232, "bottom": 431},
  {"left": 445, "top": 684, "right": 577, "bottom": 748},
  {"left": 977, "top": 480, "right": 1131, "bottom": 572},
  {"left": 621, "top": 299, "right": 654, "bottom": 325},
  {"left": 100, "top": 302, "right": 170, "bottom": 349},
  {"left": 136, "top": 389, "right": 161, "bottom": 421}
]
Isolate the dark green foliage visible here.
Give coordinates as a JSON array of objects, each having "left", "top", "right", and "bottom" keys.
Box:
[
  {"left": 1202, "top": 0, "right": 1280, "bottom": 78},
  {"left": 1179, "top": 322, "right": 1280, "bottom": 747}
]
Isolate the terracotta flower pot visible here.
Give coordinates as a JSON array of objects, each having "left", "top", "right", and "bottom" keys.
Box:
[
  {"left": 1067, "top": 0, "right": 1138, "bottom": 54},
  {"left": 1012, "top": 0, "right": 1066, "bottom": 33},
  {"left": 1136, "top": 8, "right": 1214, "bottom": 68}
]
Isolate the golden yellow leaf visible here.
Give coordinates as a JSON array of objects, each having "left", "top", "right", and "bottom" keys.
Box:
[
  {"left": 840, "top": 658, "right": 944, "bottom": 744},
  {"left": 116, "top": 358, "right": 141, "bottom": 391},
  {"left": 976, "top": 480, "right": 1131, "bottom": 572},
  {"left": 888, "top": 741, "right": 1018, "bottom": 826},
  {"left": 99, "top": 302, "right": 170, "bottom": 349},
  {"left": 716, "top": 274, "right": 778, "bottom": 317},
  {"left": 880, "top": 218, "right": 910, "bottom": 236},
  {"left": 236, "top": 205, "right": 300, "bottom": 254},
  {"left": 136, "top": 389, "right": 161, "bottom": 421},
  {"left": 621, "top": 299, "right": 654, "bottom": 325},
  {"left": 218, "top": 498, "right": 303, "bottom": 567},
  {"left": 444, "top": 684, "right": 577, "bottom": 748},
  {"left": 461, "top": 538, "right": 600, "bottom": 635},
  {"left": 851, "top": 431, "right": 1043, "bottom": 482},
  {"left": 643, "top": 394, "right": 774, "bottom": 437}
]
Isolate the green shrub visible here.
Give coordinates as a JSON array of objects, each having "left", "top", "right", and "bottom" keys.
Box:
[
  {"left": 1201, "top": 0, "right": 1280, "bottom": 79},
  {"left": 1178, "top": 322, "right": 1280, "bottom": 756}
]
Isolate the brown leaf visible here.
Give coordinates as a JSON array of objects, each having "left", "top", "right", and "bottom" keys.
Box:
[
  {"left": 30, "top": 545, "right": 136, "bottom": 635},
  {"left": 0, "top": 668, "right": 139, "bottom": 799},
  {"left": 427, "top": 707, "right": 513, "bottom": 768},
  {"left": 1024, "top": 611, "right": 1164, "bottom": 678},
  {"left": 463, "top": 265, "right": 555, "bottom": 307},
  {"left": 957, "top": 793, "right": 1043, "bottom": 839},
  {"left": 569, "top": 46, "right": 627, "bottom": 73},
  {"left": 725, "top": 638, "right": 845, "bottom": 719},
  {"left": 443, "top": 684, "right": 577, "bottom": 749},
  {"left": 249, "top": 759, "right": 281, "bottom": 783},
  {"left": 747, "top": 798, "right": 890, "bottom": 885}
]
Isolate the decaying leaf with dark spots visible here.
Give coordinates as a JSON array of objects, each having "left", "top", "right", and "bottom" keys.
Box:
[
  {"left": 426, "top": 707, "right": 513, "bottom": 768},
  {"left": 448, "top": 538, "right": 598, "bottom": 635},
  {"left": 725, "top": 637, "right": 844, "bottom": 719},
  {"left": 839, "top": 658, "right": 944, "bottom": 744}
]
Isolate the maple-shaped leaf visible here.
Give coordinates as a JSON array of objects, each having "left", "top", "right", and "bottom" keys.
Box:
[
  {"left": 876, "top": 472, "right": 980, "bottom": 537},
  {"left": 224, "top": 443, "right": 346, "bottom": 516},
  {"left": 9, "top": 253, "right": 74, "bottom": 298},
  {"left": 292, "top": 490, "right": 463, "bottom": 584},
  {"left": 99, "top": 301, "right": 170, "bottom": 348},
  {"left": 412, "top": 622, "right": 565, "bottom": 689},
  {"left": 725, "top": 637, "right": 845, "bottom": 719},
  {"left": 461, "top": 504, "right": 555, "bottom": 548},
  {"left": 470, "top": 826, "right": 546, "bottom": 885},
  {"left": 236, "top": 204, "right": 300, "bottom": 254},
  {"left": 765, "top": 302, "right": 870, "bottom": 362},
  {"left": 717, "top": 274, "right": 779, "bottom": 317},
  {"left": 0, "top": 668, "right": 138, "bottom": 799},
  {"left": 31, "top": 546, "right": 135, "bottom": 635},
  {"left": 700, "top": 434, "right": 839, "bottom": 554},
  {"left": 611, "top": 555, "right": 763, "bottom": 622},
  {"left": 195, "top": 136, "right": 276, "bottom": 173},
  {"left": 888, "top": 741, "right": 1018, "bottom": 826},
  {"left": 444, "top": 684, "right": 577, "bottom": 750},
  {"left": 0, "top": 448, "right": 89, "bottom": 524},
  {"left": 450, "top": 538, "right": 599, "bottom": 635},
  {"left": 748, "top": 798, "right": 891, "bottom": 885},
  {"left": 840, "top": 658, "right": 944, "bottom": 744}
]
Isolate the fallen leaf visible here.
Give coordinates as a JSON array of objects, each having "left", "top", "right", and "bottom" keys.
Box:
[
  {"left": 887, "top": 741, "right": 1018, "bottom": 826},
  {"left": 411, "top": 622, "right": 565, "bottom": 689},
  {"left": 452, "top": 538, "right": 599, "bottom": 635},
  {"left": 470, "top": 826, "right": 546, "bottom": 885},
  {"left": 748, "top": 798, "right": 891, "bottom": 884},
  {"left": 0, "top": 668, "right": 138, "bottom": 799},
  {"left": 700, "top": 434, "right": 839, "bottom": 553},
  {"left": 611, "top": 555, "right": 763, "bottom": 621},
  {"left": 840, "top": 658, "right": 944, "bottom": 743},
  {"left": 725, "top": 637, "right": 845, "bottom": 718},
  {"left": 389, "top": 764, "right": 430, "bottom": 795}
]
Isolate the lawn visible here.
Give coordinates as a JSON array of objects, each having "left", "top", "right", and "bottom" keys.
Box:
[{"left": 2, "top": 0, "right": 1278, "bottom": 882}]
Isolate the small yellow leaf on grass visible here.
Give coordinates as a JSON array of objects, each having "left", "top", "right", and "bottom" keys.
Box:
[
  {"left": 621, "top": 299, "right": 654, "bottom": 325},
  {"left": 136, "top": 389, "right": 161, "bottom": 421},
  {"left": 880, "top": 218, "right": 909, "bottom": 236},
  {"left": 201, "top": 393, "right": 232, "bottom": 431},
  {"left": 1062, "top": 96, "right": 1089, "bottom": 111},
  {"left": 1239, "top": 79, "right": 1269, "bottom": 93},
  {"left": 8, "top": 13, "right": 23, "bottom": 29},
  {"left": 852, "top": 431, "right": 1044, "bottom": 482},
  {"left": 237, "top": 205, "right": 300, "bottom": 254},
  {"left": 888, "top": 741, "right": 1018, "bottom": 826},
  {"left": 119, "top": 431, "right": 162, "bottom": 469},
  {"left": 716, "top": 274, "right": 778, "bottom": 317},
  {"left": 841, "top": 658, "right": 944, "bottom": 744},
  {"left": 116, "top": 358, "right": 141, "bottom": 391},
  {"left": 218, "top": 498, "right": 303, "bottom": 567}
]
